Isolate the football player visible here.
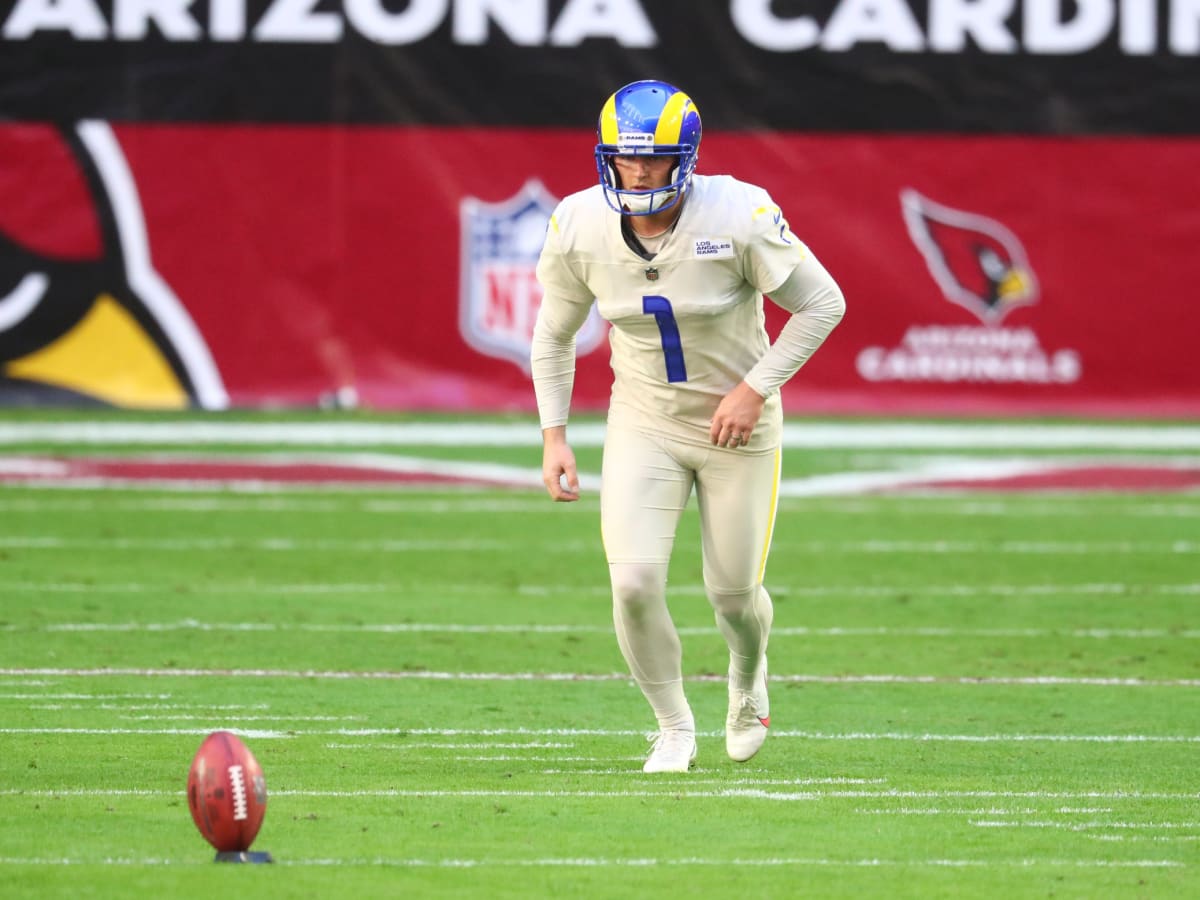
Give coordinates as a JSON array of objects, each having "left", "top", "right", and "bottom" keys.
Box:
[{"left": 531, "top": 80, "right": 845, "bottom": 773}]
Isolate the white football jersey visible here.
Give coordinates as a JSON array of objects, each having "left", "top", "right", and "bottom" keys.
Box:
[{"left": 535, "top": 174, "right": 808, "bottom": 447}]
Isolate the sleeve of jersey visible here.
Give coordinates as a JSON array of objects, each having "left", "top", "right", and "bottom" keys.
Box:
[
  {"left": 743, "top": 250, "right": 846, "bottom": 400},
  {"left": 531, "top": 212, "right": 596, "bottom": 429}
]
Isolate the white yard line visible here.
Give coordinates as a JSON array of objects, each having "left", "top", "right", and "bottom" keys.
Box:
[
  {"left": 1, "top": 725, "right": 1197, "bottom": 742},
  {"left": 854, "top": 807, "right": 1111, "bottom": 816},
  {"left": 2, "top": 787, "right": 1196, "bottom": 801},
  {"left": 8, "top": 621, "right": 1199, "bottom": 640},
  {"left": 971, "top": 820, "right": 1200, "bottom": 831},
  {"left": 0, "top": 496, "right": 1197, "bottom": 517},
  {"left": 323, "top": 741, "right": 579, "bottom": 750},
  {"left": 4, "top": 420, "right": 1200, "bottom": 449},
  {"left": 0, "top": 693, "right": 172, "bottom": 700},
  {"left": 2, "top": 580, "right": 1197, "bottom": 602},
  {"left": 1, "top": 668, "right": 1198, "bottom": 686},
  {"left": 0, "top": 855, "right": 1184, "bottom": 868},
  {"left": 0, "top": 536, "right": 1194, "bottom": 554},
  {"left": 1088, "top": 835, "right": 1200, "bottom": 842}
]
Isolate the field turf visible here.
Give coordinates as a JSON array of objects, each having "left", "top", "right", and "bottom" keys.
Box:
[{"left": 0, "top": 412, "right": 1197, "bottom": 899}]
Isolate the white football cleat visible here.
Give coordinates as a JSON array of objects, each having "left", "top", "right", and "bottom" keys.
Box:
[
  {"left": 643, "top": 729, "right": 698, "bottom": 773},
  {"left": 726, "top": 659, "right": 770, "bottom": 762}
]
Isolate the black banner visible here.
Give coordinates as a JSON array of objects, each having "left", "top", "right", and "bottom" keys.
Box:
[{"left": 2, "top": 0, "right": 1199, "bottom": 132}]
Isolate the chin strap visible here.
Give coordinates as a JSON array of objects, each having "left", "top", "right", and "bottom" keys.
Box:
[{"left": 621, "top": 186, "right": 679, "bottom": 214}]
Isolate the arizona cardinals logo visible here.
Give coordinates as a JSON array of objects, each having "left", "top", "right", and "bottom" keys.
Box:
[
  {"left": 0, "top": 121, "right": 226, "bottom": 408},
  {"left": 900, "top": 189, "right": 1038, "bottom": 324}
]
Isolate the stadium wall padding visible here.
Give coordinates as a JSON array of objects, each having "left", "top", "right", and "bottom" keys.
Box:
[{"left": 2, "top": 0, "right": 1198, "bottom": 415}]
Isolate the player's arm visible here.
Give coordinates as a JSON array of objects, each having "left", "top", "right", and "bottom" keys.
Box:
[
  {"left": 712, "top": 254, "right": 844, "bottom": 446},
  {"left": 531, "top": 291, "right": 593, "bottom": 502},
  {"left": 532, "top": 206, "right": 599, "bottom": 500},
  {"left": 743, "top": 252, "right": 846, "bottom": 401}
]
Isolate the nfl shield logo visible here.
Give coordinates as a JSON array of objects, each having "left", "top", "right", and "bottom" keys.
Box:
[{"left": 460, "top": 179, "right": 606, "bottom": 373}]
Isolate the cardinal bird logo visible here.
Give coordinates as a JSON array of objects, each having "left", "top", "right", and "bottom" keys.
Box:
[
  {"left": 0, "top": 121, "right": 226, "bottom": 408},
  {"left": 900, "top": 189, "right": 1039, "bottom": 324}
]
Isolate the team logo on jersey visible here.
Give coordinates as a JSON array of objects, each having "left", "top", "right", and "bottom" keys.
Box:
[
  {"left": 693, "top": 237, "right": 734, "bottom": 259},
  {"left": 0, "top": 121, "right": 227, "bottom": 409},
  {"left": 644, "top": 266, "right": 659, "bottom": 281},
  {"left": 901, "top": 189, "right": 1038, "bottom": 324},
  {"left": 460, "top": 179, "right": 606, "bottom": 374}
]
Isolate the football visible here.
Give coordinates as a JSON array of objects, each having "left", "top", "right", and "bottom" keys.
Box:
[{"left": 186, "top": 730, "right": 268, "bottom": 852}]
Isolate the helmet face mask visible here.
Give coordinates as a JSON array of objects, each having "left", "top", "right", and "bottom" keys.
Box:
[{"left": 595, "top": 80, "right": 702, "bottom": 217}]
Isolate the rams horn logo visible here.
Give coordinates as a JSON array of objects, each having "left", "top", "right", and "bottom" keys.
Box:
[
  {"left": 0, "top": 121, "right": 226, "bottom": 408},
  {"left": 900, "top": 189, "right": 1039, "bottom": 325}
]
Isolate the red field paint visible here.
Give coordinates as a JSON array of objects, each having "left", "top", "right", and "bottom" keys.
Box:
[
  {"left": 0, "top": 455, "right": 531, "bottom": 489},
  {"left": 1, "top": 455, "right": 1198, "bottom": 493},
  {"left": 901, "top": 466, "right": 1200, "bottom": 493}
]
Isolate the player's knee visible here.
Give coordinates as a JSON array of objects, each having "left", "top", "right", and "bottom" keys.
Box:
[
  {"left": 704, "top": 582, "right": 759, "bottom": 619},
  {"left": 610, "top": 563, "right": 665, "bottom": 621}
]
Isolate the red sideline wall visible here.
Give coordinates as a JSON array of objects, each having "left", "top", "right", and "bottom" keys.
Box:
[{"left": 3, "top": 123, "right": 1198, "bottom": 417}]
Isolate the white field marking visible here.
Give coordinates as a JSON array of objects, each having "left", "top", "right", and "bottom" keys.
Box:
[
  {"left": 726, "top": 790, "right": 1200, "bottom": 803},
  {"left": 118, "top": 714, "right": 362, "bottom": 722},
  {"left": 5, "top": 787, "right": 1197, "bottom": 802},
  {"left": 770, "top": 675, "right": 1200, "bottom": 687},
  {"left": 1, "top": 535, "right": 1196, "bottom": 554},
  {"left": 453, "top": 756, "right": 605, "bottom": 762},
  {"left": 0, "top": 536, "right": 514, "bottom": 552},
  {"left": 3, "top": 581, "right": 1197, "bottom": 600},
  {"left": 2, "top": 668, "right": 1199, "bottom": 688},
  {"left": 776, "top": 454, "right": 1200, "bottom": 497},
  {"left": 0, "top": 451, "right": 573, "bottom": 493},
  {"left": 772, "top": 501, "right": 1200, "bottom": 520},
  {"left": 29, "top": 703, "right": 270, "bottom": 712},
  {"left": 855, "top": 807, "right": 1114, "bottom": 816},
  {"left": 780, "top": 539, "right": 1199, "bottom": 555},
  {"left": 3, "top": 725, "right": 1198, "bottom": 746},
  {"left": 7, "top": 452, "right": 1200, "bottom": 497},
  {"left": 0, "top": 457, "right": 66, "bottom": 475},
  {"left": 26, "top": 622, "right": 611, "bottom": 634},
  {"left": 106, "top": 703, "right": 265, "bottom": 710},
  {"left": 0, "top": 497, "right": 556, "bottom": 515},
  {"left": 856, "top": 808, "right": 1043, "bottom": 816},
  {"left": 756, "top": 730, "right": 1200, "bottom": 746},
  {"left": 6, "top": 420, "right": 1200, "bottom": 449},
  {"left": 3, "top": 495, "right": 1198, "bottom": 519},
  {"left": 519, "top": 583, "right": 1200, "bottom": 600},
  {"left": 1090, "top": 835, "right": 1200, "bottom": 843},
  {"left": 13, "top": 621, "right": 1200, "bottom": 641},
  {"left": 0, "top": 693, "right": 172, "bottom": 700},
  {"left": 323, "top": 742, "right": 577, "bottom": 750},
  {"left": 971, "top": 821, "right": 1200, "bottom": 831},
  {"left": 0, "top": 855, "right": 1185, "bottom": 869},
  {"left": 0, "top": 728, "right": 291, "bottom": 738},
  {"left": 36, "top": 537, "right": 1200, "bottom": 556},
  {"left": 534, "top": 777, "right": 889, "bottom": 786},
  {"left": 3, "top": 667, "right": 1200, "bottom": 688}
]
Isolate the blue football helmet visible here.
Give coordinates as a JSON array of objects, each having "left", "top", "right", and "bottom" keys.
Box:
[{"left": 595, "top": 80, "right": 702, "bottom": 216}]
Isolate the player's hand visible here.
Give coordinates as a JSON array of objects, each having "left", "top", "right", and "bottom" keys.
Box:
[
  {"left": 541, "top": 427, "right": 580, "bottom": 502},
  {"left": 710, "top": 381, "right": 766, "bottom": 449}
]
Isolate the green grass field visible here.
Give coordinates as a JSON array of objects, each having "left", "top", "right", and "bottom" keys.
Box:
[{"left": 1, "top": 412, "right": 1197, "bottom": 898}]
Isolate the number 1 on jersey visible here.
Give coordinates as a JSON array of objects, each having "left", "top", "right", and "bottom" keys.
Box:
[{"left": 642, "top": 295, "right": 688, "bottom": 383}]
